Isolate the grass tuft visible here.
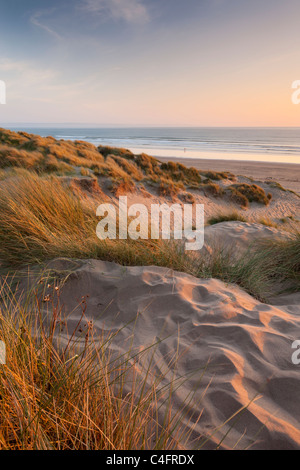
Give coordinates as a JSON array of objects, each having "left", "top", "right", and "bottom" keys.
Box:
[
  {"left": 158, "top": 178, "right": 184, "bottom": 199},
  {"left": 0, "top": 170, "right": 298, "bottom": 301},
  {"left": 207, "top": 212, "right": 248, "bottom": 225},
  {"left": 229, "top": 183, "right": 270, "bottom": 206},
  {"left": 0, "top": 279, "right": 204, "bottom": 450}
]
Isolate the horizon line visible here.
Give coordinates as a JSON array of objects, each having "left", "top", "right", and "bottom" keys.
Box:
[{"left": 2, "top": 123, "right": 300, "bottom": 129}]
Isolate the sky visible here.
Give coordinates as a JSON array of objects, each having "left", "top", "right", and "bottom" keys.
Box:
[{"left": 0, "top": 0, "right": 300, "bottom": 127}]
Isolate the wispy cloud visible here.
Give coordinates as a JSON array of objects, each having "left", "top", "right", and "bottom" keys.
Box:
[
  {"left": 30, "top": 10, "right": 62, "bottom": 40},
  {"left": 0, "top": 58, "right": 110, "bottom": 103},
  {"left": 82, "top": 0, "right": 149, "bottom": 24},
  {"left": 0, "top": 58, "right": 56, "bottom": 82},
  {"left": 0, "top": 58, "right": 59, "bottom": 104}
]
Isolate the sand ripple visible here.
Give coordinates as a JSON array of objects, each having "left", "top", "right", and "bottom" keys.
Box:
[{"left": 38, "top": 259, "right": 300, "bottom": 449}]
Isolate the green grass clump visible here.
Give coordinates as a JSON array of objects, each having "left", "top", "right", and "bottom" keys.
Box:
[
  {"left": 135, "top": 153, "right": 162, "bottom": 177},
  {"left": 80, "top": 167, "right": 92, "bottom": 176},
  {"left": 178, "top": 192, "right": 196, "bottom": 204},
  {"left": 158, "top": 178, "right": 184, "bottom": 198},
  {"left": 0, "top": 145, "right": 44, "bottom": 170},
  {"left": 261, "top": 234, "right": 300, "bottom": 289},
  {"left": 110, "top": 155, "right": 144, "bottom": 181},
  {"left": 228, "top": 187, "right": 249, "bottom": 208},
  {"left": 98, "top": 145, "right": 134, "bottom": 160},
  {"left": 110, "top": 176, "right": 136, "bottom": 196},
  {"left": 265, "top": 181, "right": 300, "bottom": 199},
  {"left": 201, "top": 182, "right": 225, "bottom": 198},
  {"left": 69, "top": 177, "right": 105, "bottom": 197},
  {"left": 229, "top": 183, "right": 271, "bottom": 206},
  {"left": 257, "top": 217, "right": 278, "bottom": 229},
  {"left": 46, "top": 142, "right": 103, "bottom": 169},
  {"left": 196, "top": 233, "right": 300, "bottom": 301},
  {"left": 280, "top": 215, "right": 296, "bottom": 224},
  {"left": 200, "top": 170, "right": 234, "bottom": 181},
  {"left": 43, "top": 155, "right": 74, "bottom": 175},
  {"left": 160, "top": 161, "right": 201, "bottom": 185},
  {"left": 207, "top": 212, "right": 248, "bottom": 225},
  {"left": 265, "top": 181, "right": 286, "bottom": 192},
  {"left": 98, "top": 156, "right": 131, "bottom": 180},
  {"left": 0, "top": 128, "right": 32, "bottom": 147}
]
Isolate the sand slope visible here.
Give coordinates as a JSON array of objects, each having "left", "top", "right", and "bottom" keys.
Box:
[
  {"left": 202, "top": 221, "right": 294, "bottom": 255},
  {"left": 117, "top": 174, "right": 300, "bottom": 228},
  {"left": 32, "top": 258, "right": 300, "bottom": 450}
]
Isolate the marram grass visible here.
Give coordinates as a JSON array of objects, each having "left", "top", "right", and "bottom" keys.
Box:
[
  {"left": 0, "top": 171, "right": 298, "bottom": 302},
  {"left": 0, "top": 275, "right": 257, "bottom": 450},
  {"left": 0, "top": 277, "right": 203, "bottom": 450}
]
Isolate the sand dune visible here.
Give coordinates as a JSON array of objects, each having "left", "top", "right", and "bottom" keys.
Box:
[
  {"left": 25, "top": 257, "right": 300, "bottom": 450},
  {"left": 202, "top": 221, "right": 294, "bottom": 256},
  {"left": 158, "top": 157, "right": 300, "bottom": 194},
  {"left": 0, "top": 129, "right": 299, "bottom": 450},
  {"left": 122, "top": 173, "right": 300, "bottom": 228}
]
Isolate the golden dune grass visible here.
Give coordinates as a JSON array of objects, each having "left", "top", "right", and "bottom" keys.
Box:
[{"left": 0, "top": 277, "right": 201, "bottom": 450}]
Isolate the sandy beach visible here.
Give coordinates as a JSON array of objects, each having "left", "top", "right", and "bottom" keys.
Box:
[{"left": 158, "top": 157, "right": 300, "bottom": 194}]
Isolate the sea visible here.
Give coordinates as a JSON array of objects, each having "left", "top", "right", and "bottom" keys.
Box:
[{"left": 7, "top": 126, "right": 300, "bottom": 164}]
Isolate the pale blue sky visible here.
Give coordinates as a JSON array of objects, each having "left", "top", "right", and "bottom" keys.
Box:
[{"left": 1, "top": 0, "right": 300, "bottom": 126}]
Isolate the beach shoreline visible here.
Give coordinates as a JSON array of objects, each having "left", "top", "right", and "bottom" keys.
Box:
[{"left": 157, "top": 156, "right": 300, "bottom": 193}]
